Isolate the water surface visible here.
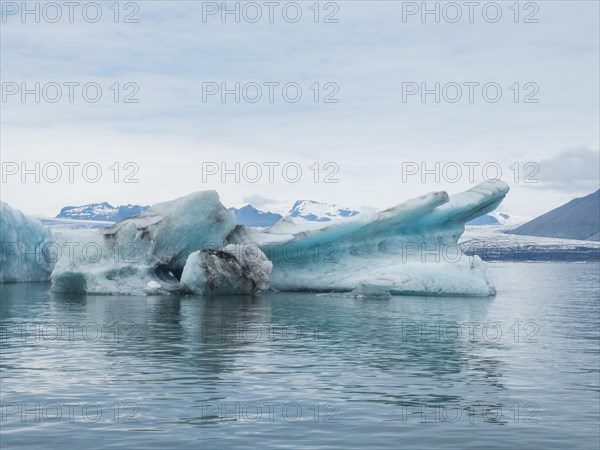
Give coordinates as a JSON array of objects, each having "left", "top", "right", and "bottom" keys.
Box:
[{"left": 1, "top": 263, "right": 599, "bottom": 448}]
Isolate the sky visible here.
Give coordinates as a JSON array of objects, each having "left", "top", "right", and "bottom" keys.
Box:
[{"left": 1, "top": 0, "right": 599, "bottom": 217}]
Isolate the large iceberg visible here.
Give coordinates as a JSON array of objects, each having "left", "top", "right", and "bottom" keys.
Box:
[
  {"left": 50, "top": 191, "right": 236, "bottom": 294},
  {"left": 227, "top": 181, "right": 509, "bottom": 296},
  {"left": 6, "top": 181, "right": 508, "bottom": 296},
  {"left": 0, "top": 202, "right": 53, "bottom": 282}
]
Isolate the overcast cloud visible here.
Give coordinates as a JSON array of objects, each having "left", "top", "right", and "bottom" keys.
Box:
[
  {"left": 534, "top": 147, "right": 600, "bottom": 192},
  {"left": 1, "top": 1, "right": 598, "bottom": 217}
]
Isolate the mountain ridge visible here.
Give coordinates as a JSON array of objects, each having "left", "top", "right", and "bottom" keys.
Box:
[
  {"left": 507, "top": 190, "right": 599, "bottom": 241},
  {"left": 56, "top": 203, "right": 149, "bottom": 222}
]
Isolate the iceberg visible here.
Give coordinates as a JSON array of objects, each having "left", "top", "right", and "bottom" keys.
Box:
[
  {"left": 228, "top": 181, "right": 510, "bottom": 296},
  {"left": 0, "top": 202, "right": 53, "bottom": 282},
  {"left": 50, "top": 191, "right": 236, "bottom": 294},
  {"left": 45, "top": 181, "right": 509, "bottom": 296}
]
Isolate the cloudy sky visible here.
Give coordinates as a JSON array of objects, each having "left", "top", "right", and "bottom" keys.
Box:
[{"left": 1, "top": 1, "right": 598, "bottom": 217}]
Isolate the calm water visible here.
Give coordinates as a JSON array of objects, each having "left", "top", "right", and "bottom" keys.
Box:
[{"left": 1, "top": 263, "right": 599, "bottom": 449}]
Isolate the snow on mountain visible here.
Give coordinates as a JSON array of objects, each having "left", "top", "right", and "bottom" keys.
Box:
[
  {"left": 56, "top": 199, "right": 358, "bottom": 227},
  {"left": 56, "top": 202, "right": 149, "bottom": 222},
  {"left": 228, "top": 205, "right": 282, "bottom": 227},
  {"left": 56, "top": 200, "right": 529, "bottom": 235},
  {"left": 288, "top": 200, "right": 360, "bottom": 222},
  {"left": 229, "top": 200, "right": 361, "bottom": 230}
]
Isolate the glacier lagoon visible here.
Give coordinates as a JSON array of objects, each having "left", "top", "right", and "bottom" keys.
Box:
[
  {"left": 0, "top": 263, "right": 598, "bottom": 449},
  {"left": 3, "top": 182, "right": 598, "bottom": 447},
  {"left": 1, "top": 181, "right": 510, "bottom": 296}
]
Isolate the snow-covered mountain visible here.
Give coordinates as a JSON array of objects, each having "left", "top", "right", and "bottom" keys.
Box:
[
  {"left": 230, "top": 200, "right": 360, "bottom": 228},
  {"left": 56, "top": 202, "right": 149, "bottom": 222},
  {"left": 54, "top": 199, "right": 527, "bottom": 233},
  {"left": 288, "top": 200, "right": 360, "bottom": 222},
  {"left": 55, "top": 199, "right": 359, "bottom": 227},
  {"left": 228, "top": 205, "right": 282, "bottom": 227},
  {"left": 466, "top": 211, "right": 528, "bottom": 227}
]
